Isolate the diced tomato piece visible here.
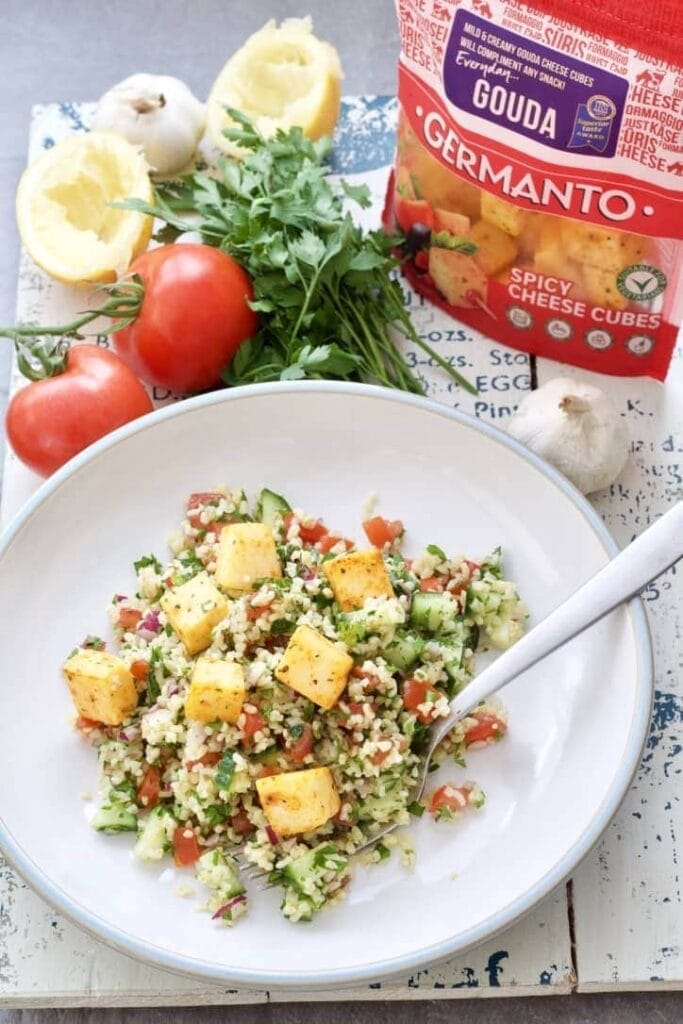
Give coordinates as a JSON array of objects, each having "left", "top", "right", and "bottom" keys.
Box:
[
  {"left": 419, "top": 576, "right": 445, "bottom": 592},
  {"left": 288, "top": 723, "right": 314, "bottom": 762},
  {"left": 372, "top": 747, "right": 391, "bottom": 765},
  {"left": 136, "top": 765, "right": 161, "bottom": 809},
  {"left": 76, "top": 716, "right": 103, "bottom": 730},
  {"left": 257, "top": 764, "right": 278, "bottom": 778},
  {"left": 173, "top": 826, "right": 201, "bottom": 867},
  {"left": 186, "top": 751, "right": 222, "bottom": 769},
  {"left": 118, "top": 607, "right": 142, "bottom": 629},
  {"left": 394, "top": 195, "right": 434, "bottom": 233},
  {"left": 242, "top": 710, "right": 266, "bottom": 743},
  {"left": 350, "top": 666, "right": 381, "bottom": 691},
  {"left": 283, "top": 512, "right": 328, "bottom": 543},
  {"left": 186, "top": 492, "right": 224, "bottom": 524},
  {"left": 402, "top": 678, "right": 444, "bottom": 724},
  {"left": 130, "top": 659, "right": 149, "bottom": 681},
  {"left": 246, "top": 598, "right": 274, "bottom": 621},
  {"left": 429, "top": 785, "right": 471, "bottom": 816},
  {"left": 230, "top": 809, "right": 255, "bottom": 837},
  {"left": 363, "top": 516, "right": 404, "bottom": 549},
  {"left": 318, "top": 534, "right": 352, "bottom": 554},
  {"left": 464, "top": 713, "right": 507, "bottom": 745}
]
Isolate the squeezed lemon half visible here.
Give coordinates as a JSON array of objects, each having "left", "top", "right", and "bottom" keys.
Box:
[
  {"left": 207, "top": 17, "right": 342, "bottom": 156},
  {"left": 16, "top": 132, "right": 153, "bottom": 285}
]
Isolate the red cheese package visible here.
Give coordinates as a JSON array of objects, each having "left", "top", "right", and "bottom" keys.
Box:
[{"left": 387, "top": 0, "right": 683, "bottom": 379}]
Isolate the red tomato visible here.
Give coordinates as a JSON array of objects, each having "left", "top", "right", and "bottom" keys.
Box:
[
  {"left": 186, "top": 491, "right": 225, "bottom": 524},
  {"left": 173, "top": 826, "right": 201, "bottom": 867},
  {"left": 118, "top": 607, "right": 142, "bottom": 629},
  {"left": 284, "top": 513, "right": 329, "bottom": 544},
  {"left": 257, "top": 764, "right": 279, "bottom": 778},
  {"left": 415, "top": 250, "right": 430, "bottom": 271},
  {"left": 419, "top": 576, "right": 445, "bottom": 592},
  {"left": 318, "top": 534, "right": 352, "bottom": 554},
  {"left": 242, "top": 710, "right": 266, "bottom": 742},
  {"left": 429, "top": 785, "right": 470, "bottom": 815},
  {"left": 402, "top": 678, "right": 443, "bottom": 724},
  {"left": 6, "top": 346, "right": 152, "bottom": 477},
  {"left": 230, "top": 809, "right": 255, "bottom": 837},
  {"left": 130, "top": 660, "right": 149, "bottom": 681},
  {"left": 372, "top": 748, "right": 390, "bottom": 765},
  {"left": 394, "top": 195, "right": 434, "bottom": 233},
  {"left": 464, "top": 713, "right": 507, "bottom": 745},
  {"left": 113, "top": 245, "right": 258, "bottom": 393},
  {"left": 247, "top": 599, "right": 274, "bottom": 622},
  {"left": 136, "top": 765, "right": 161, "bottom": 809},
  {"left": 363, "top": 517, "right": 404, "bottom": 548},
  {"left": 288, "top": 724, "right": 314, "bottom": 762}
]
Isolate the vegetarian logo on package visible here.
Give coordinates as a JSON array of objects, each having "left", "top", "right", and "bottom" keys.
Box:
[{"left": 389, "top": 0, "right": 683, "bottom": 379}]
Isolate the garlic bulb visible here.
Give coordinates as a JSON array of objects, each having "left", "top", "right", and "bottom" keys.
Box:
[
  {"left": 507, "top": 377, "right": 629, "bottom": 495},
  {"left": 93, "top": 74, "right": 205, "bottom": 176}
]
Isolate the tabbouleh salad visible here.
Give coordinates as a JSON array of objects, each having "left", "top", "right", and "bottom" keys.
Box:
[{"left": 63, "top": 487, "right": 526, "bottom": 925}]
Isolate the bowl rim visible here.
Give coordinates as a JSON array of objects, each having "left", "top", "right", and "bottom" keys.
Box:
[{"left": 0, "top": 381, "right": 653, "bottom": 990}]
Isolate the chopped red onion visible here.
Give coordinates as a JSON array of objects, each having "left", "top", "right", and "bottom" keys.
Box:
[
  {"left": 212, "top": 894, "right": 247, "bottom": 920},
  {"left": 265, "top": 825, "right": 279, "bottom": 845},
  {"left": 138, "top": 610, "right": 161, "bottom": 636},
  {"left": 117, "top": 725, "right": 141, "bottom": 742},
  {"left": 166, "top": 683, "right": 180, "bottom": 697}
]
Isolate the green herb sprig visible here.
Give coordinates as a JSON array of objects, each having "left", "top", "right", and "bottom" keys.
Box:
[{"left": 123, "top": 110, "right": 476, "bottom": 395}]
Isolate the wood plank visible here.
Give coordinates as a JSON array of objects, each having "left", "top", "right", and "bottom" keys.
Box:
[{"left": 535, "top": 348, "right": 683, "bottom": 989}]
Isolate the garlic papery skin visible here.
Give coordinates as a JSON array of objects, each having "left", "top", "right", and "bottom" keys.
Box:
[
  {"left": 507, "top": 377, "right": 630, "bottom": 495},
  {"left": 93, "top": 74, "right": 205, "bottom": 176}
]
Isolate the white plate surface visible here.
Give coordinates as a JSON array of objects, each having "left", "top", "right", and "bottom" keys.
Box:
[{"left": 0, "top": 383, "right": 651, "bottom": 988}]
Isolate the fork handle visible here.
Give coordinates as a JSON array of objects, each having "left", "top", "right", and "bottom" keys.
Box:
[{"left": 430, "top": 501, "right": 683, "bottom": 750}]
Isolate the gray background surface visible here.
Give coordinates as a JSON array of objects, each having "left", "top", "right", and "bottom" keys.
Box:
[{"left": 1, "top": 1, "right": 682, "bottom": 1021}]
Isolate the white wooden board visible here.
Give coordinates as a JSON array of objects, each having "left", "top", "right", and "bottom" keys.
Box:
[{"left": 0, "top": 94, "right": 680, "bottom": 1004}]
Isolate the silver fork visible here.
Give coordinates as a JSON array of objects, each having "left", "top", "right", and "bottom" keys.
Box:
[{"left": 238, "top": 501, "right": 683, "bottom": 882}]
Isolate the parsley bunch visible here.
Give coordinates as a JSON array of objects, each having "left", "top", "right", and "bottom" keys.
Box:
[{"left": 124, "top": 110, "right": 475, "bottom": 395}]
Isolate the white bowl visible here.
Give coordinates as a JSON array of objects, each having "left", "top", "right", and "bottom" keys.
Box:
[{"left": 0, "top": 383, "right": 651, "bottom": 989}]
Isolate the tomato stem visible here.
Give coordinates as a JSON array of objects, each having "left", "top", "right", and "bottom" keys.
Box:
[{"left": 0, "top": 276, "right": 144, "bottom": 381}]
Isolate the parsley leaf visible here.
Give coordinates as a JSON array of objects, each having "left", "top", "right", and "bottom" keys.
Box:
[{"left": 122, "top": 113, "right": 476, "bottom": 396}]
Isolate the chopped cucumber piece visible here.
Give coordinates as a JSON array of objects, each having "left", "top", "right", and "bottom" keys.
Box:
[
  {"left": 383, "top": 630, "right": 425, "bottom": 671},
  {"left": 256, "top": 488, "right": 291, "bottom": 527},
  {"left": 410, "top": 591, "right": 459, "bottom": 633},
  {"left": 134, "top": 805, "right": 175, "bottom": 861},
  {"left": 283, "top": 842, "right": 348, "bottom": 910},
  {"left": 92, "top": 802, "right": 137, "bottom": 834}
]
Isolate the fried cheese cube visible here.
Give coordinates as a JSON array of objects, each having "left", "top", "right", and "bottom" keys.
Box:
[
  {"left": 185, "top": 658, "right": 245, "bottom": 723},
  {"left": 481, "top": 193, "right": 525, "bottom": 236},
  {"left": 160, "top": 571, "right": 228, "bottom": 655},
  {"left": 471, "top": 220, "right": 519, "bottom": 276},
  {"left": 325, "top": 548, "right": 395, "bottom": 611},
  {"left": 63, "top": 649, "right": 137, "bottom": 725},
  {"left": 214, "top": 523, "right": 282, "bottom": 593},
  {"left": 256, "top": 767, "right": 341, "bottom": 837},
  {"left": 275, "top": 624, "right": 352, "bottom": 709}
]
